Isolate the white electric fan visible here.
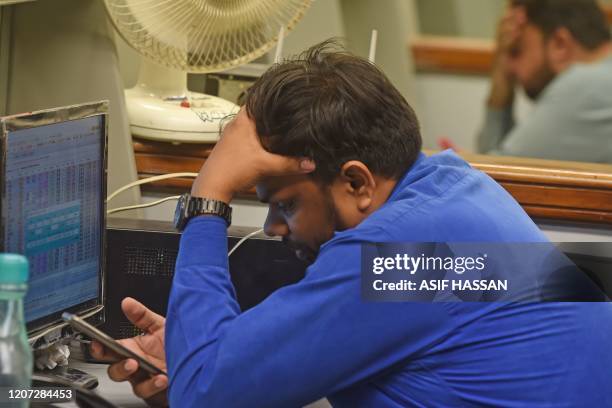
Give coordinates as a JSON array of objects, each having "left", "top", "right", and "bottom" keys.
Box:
[{"left": 103, "top": 0, "right": 313, "bottom": 143}]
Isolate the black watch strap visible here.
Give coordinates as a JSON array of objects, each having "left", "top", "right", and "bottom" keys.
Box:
[{"left": 190, "top": 196, "right": 232, "bottom": 225}]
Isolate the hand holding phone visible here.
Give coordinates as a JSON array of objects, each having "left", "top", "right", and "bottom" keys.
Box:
[
  {"left": 62, "top": 312, "right": 167, "bottom": 377},
  {"left": 67, "top": 298, "right": 168, "bottom": 406}
]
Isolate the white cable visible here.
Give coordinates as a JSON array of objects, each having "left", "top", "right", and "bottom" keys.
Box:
[
  {"left": 106, "top": 172, "right": 264, "bottom": 255},
  {"left": 274, "top": 25, "right": 286, "bottom": 63},
  {"left": 107, "top": 195, "right": 181, "bottom": 215},
  {"left": 106, "top": 172, "right": 198, "bottom": 204},
  {"left": 229, "top": 228, "right": 264, "bottom": 257},
  {"left": 109, "top": 198, "right": 263, "bottom": 255},
  {"left": 29, "top": 305, "right": 104, "bottom": 344},
  {"left": 368, "top": 29, "right": 378, "bottom": 63}
]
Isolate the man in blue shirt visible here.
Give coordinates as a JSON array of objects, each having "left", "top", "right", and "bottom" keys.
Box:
[{"left": 93, "top": 42, "right": 612, "bottom": 407}]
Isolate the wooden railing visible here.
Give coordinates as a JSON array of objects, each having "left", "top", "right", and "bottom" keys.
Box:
[
  {"left": 411, "top": 36, "right": 494, "bottom": 75},
  {"left": 457, "top": 152, "right": 612, "bottom": 224},
  {"left": 133, "top": 138, "right": 612, "bottom": 225}
]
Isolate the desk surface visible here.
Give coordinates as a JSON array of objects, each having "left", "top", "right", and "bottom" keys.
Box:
[
  {"left": 53, "top": 359, "right": 147, "bottom": 408},
  {"left": 51, "top": 360, "right": 330, "bottom": 408}
]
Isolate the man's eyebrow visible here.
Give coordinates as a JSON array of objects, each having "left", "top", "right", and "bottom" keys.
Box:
[{"left": 258, "top": 185, "right": 283, "bottom": 204}]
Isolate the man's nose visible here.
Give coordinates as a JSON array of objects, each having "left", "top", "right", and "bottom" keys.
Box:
[{"left": 263, "top": 210, "right": 289, "bottom": 238}]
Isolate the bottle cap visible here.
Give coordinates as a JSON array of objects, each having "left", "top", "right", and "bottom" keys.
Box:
[{"left": 0, "top": 253, "right": 29, "bottom": 284}]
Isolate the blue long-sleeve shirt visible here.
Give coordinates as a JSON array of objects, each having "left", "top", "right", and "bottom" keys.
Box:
[{"left": 166, "top": 151, "right": 612, "bottom": 407}]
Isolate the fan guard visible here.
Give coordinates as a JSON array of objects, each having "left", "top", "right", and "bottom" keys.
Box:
[{"left": 104, "top": 0, "right": 313, "bottom": 72}]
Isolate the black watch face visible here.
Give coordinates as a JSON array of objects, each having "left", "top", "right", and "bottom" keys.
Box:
[{"left": 174, "top": 195, "right": 188, "bottom": 229}]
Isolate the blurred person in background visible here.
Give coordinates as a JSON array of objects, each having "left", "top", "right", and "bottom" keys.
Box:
[{"left": 478, "top": 0, "right": 612, "bottom": 163}]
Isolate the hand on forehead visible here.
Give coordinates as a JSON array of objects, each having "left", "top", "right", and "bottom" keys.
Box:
[
  {"left": 221, "top": 108, "right": 314, "bottom": 175},
  {"left": 190, "top": 107, "right": 315, "bottom": 202},
  {"left": 511, "top": 5, "right": 527, "bottom": 26},
  {"left": 498, "top": 4, "right": 528, "bottom": 55}
]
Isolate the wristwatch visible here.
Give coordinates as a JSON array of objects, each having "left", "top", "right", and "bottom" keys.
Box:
[{"left": 173, "top": 193, "right": 232, "bottom": 231}]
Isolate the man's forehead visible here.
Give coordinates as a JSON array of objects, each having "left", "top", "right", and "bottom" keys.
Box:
[
  {"left": 255, "top": 175, "right": 311, "bottom": 202},
  {"left": 523, "top": 23, "right": 545, "bottom": 41},
  {"left": 512, "top": 24, "right": 541, "bottom": 54}
]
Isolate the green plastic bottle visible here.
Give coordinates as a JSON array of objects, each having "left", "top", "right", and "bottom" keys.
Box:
[{"left": 0, "top": 254, "right": 32, "bottom": 408}]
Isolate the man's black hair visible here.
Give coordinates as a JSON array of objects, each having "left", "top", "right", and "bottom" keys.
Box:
[
  {"left": 244, "top": 39, "right": 422, "bottom": 183},
  {"left": 513, "top": 0, "right": 611, "bottom": 50}
]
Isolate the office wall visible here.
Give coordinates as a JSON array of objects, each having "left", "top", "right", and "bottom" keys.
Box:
[
  {"left": 4, "top": 0, "right": 140, "bottom": 211},
  {"left": 417, "top": 0, "right": 504, "bottom": 39},
  {"left": 415, "top": 72, "right": 533, "bottom": 151},
  {"left": 277, "top": 0, "right": 345, "bottom": 58},
  {"left": 340, "top": 0, "right": 419, "bottom": 104}
]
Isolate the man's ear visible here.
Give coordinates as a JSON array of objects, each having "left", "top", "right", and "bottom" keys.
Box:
[
  {"left": 338, "top": 161, "right": 376, "bottom": 211},
  {"left": 547, "top": 27, "right": 578, "bottom": 73}
]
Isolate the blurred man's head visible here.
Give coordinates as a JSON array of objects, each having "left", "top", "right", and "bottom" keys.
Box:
[
  {"left": 508, "top": 0, "right": 611, "bottom": 99},
  {"left": 244, "top": 40, "right": 422, "bottom": 263}
]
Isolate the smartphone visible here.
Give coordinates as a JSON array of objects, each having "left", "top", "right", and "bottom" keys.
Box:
[{"left": 62, "top": 312, "right": 167, "bottom": 377}]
